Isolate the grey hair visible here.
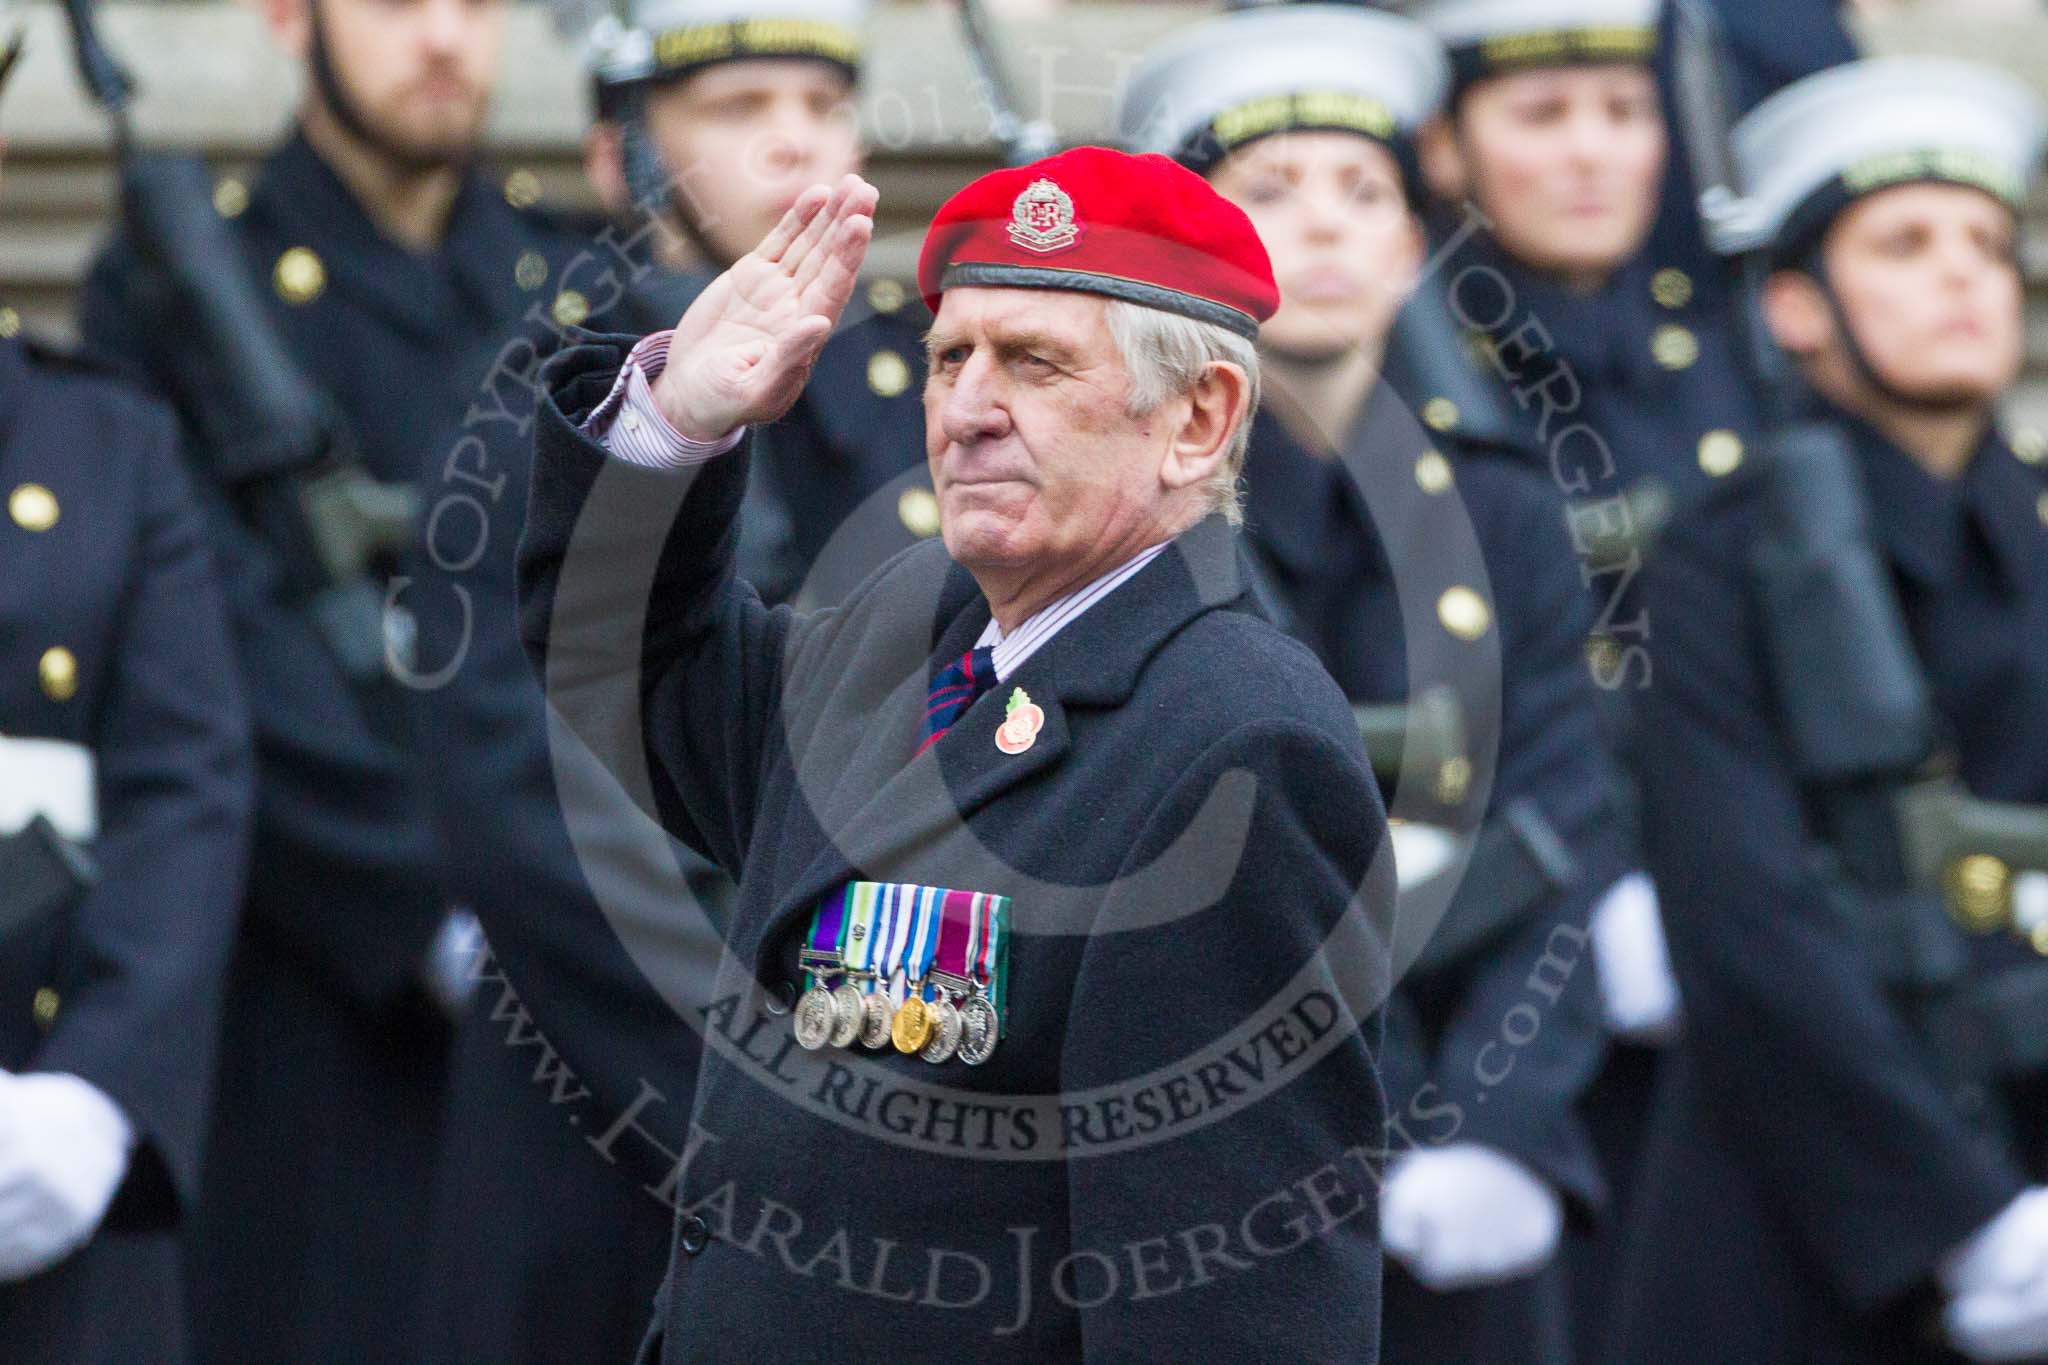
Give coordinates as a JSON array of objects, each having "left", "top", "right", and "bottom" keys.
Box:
[{"left": 1103, "top": 298, "right": 1261, "bottom": 525}]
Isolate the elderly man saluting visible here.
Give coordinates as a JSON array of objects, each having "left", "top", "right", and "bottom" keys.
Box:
[{"left": 518, "top": 149, "right": 1392, "bottom": 1359}]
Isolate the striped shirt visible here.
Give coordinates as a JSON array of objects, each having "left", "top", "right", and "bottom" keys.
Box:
[
  {"left": 585, "top": 329, "right": 744, "bottom": 467},
  {"left": 975, "top": 542, "right": 1170, "bottom": 682},
  {"left": 591, "top": 328, "right": 1175, "bottom": 677}
]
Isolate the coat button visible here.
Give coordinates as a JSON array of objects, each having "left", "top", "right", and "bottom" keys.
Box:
[
  {"left": 31, "top": 988, "right": 59, "bottom": 1030},
  {"left": 39, "top": 646, "right": 78, "bottom": 701},
  {"left": 1945, "top": 853, "right": 2012, "bottom": 933},
  {"left": 1435, "top": 756, "right": 1472, "bottom": 806},
  {"left": 897, "top": 487, "right": 941, "bottom": 538},
  {"left": 1420, "top": 397, "right": 1460, "bottom": 433},
  {"left": 1413, "top": 450, "right": 1454, "bottom": 495},
  {"left": 1697, "top": 430, "right": 1744, "bottom": 478},
  {"left": 1585, "top": 633, "right": 1622, "bottom": 683},
  {"left": 1650, "top": 324, "right": 1698, "bottom": 371},
  {"left": 1436, "top": 585, "right": 1492, "bottom": 641},
  {"left": 1650, "top": 267, "right": 1692, "bottom": 309},
  {"left": 866, "top": 277, "right": 907, "bottom": 314},
  {"left": 679, "top": 1215, "right": 711, "bottom": 1255},
  {"left": 9, "top": 483, "right": 58, "bottom": 531},
  {"left": 514, "top": 250, "right": 549, "bottom": 291},
  {"left": 553, "top": 290, "right": 590, "bottom": 328},
  {"left": 214, "top": 176, "right": 249, "bottom": 219},
  {"left": 504, "top": 168, "right": 543, "bottom": 210},
  {"left": 274, "top": 247, "right": 326, "bottom": 306},
  {"left": 765, "top": 980, "right": 797, "bottom": 1015},
  {"left": 867, "top": 350, "right": 911, "bottom": 398}
]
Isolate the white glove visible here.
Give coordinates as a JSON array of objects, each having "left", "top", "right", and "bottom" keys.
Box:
[
  {"left": 0, "top": 1071, "right": 134, "bottom": 1281},
  {"left": 0, "top": 735, "right": 97, "bottom": 840},
  {"left": 1590, "top": 871, "right": 1683, "bottom": 1043},
  {"left": 422, "top": 909, "right": 485, "bottom": 1018},
  {"left": 1390, "top": 821, "right": 1460, "bottom": 893},
  {"left": 1941, "top": 1188, "right": 2048, "bottom": 1361},
  {"left": 1380, "top": 1143, "right": 1564, "bottom": 1291}
]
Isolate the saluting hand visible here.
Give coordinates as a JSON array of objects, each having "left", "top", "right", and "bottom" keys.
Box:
[{"left": 651, "top": 174, "right": 880, "bottom": 442}]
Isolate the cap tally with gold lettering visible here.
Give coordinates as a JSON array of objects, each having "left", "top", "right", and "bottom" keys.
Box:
[
  {"left": 916, "top": 146, "right": 1280, "bottom": 339},
  {"left": 1114, "top": 5, "right": 1447, "bottom": 179},
  {"left": 1720, "top": 56, "right": 2047, "bottom": 265},
  {"left": 627, "top": 0, "right": 865, "bottom": 83},
  {"left": 1407, "top": 0, "right": 1658, "bottom": 95}
]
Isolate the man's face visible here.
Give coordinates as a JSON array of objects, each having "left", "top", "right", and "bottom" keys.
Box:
[
  {"left": 295, "top": 0, "right": 504, "bottom": 165},
  {"left": 1451, "top": 64, "right": 1666, "bottom": 278},
  {"left": 1209, "top": 130, "right": 1423, "bottom": 359},
  {"left": 646, "top": 60, "right": 861, "bottom": 264},
  {"left": 1813, "top": 182, "right": 2024, "bottom": 405},
  {"left": 924, "top": 288, "right": 1173, "bottom": 577}
]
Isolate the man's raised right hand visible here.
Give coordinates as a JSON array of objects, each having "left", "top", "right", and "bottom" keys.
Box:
[{"left": 649, "top": 174, "right": 880, "bottom": 443}]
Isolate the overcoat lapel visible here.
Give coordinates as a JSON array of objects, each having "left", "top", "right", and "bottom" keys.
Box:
[{"left": 755, "top": 516, "right": 1250, "bottom": 964}]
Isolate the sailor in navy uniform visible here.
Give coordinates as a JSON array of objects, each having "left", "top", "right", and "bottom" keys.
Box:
[
  {"left": 73, "top": 0, "right": 599, "bottom": 1353},
  {"left": 1408, "top": 0, "right": 1785, "bottom": 517},
  {"left": 404, "top": 1, "right": 933, "bottom": 1359},
  {"left": 1611, "top": 58, "right": 2048, "bottom": 1364},
  {"left": 1118, "top": 10, "right": 1627, "bottom": 1361},
  {"left": 1402, "top": 0, "right": 1853, "bottom": 1324},
  {"left": 0, "top": 318, "right": 252, "bottom": 1363}
]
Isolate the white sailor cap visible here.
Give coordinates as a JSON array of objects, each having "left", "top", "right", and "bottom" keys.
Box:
[
  {"left": 1114, "top": 5, "right": 1448, "bottom": 178},
  {"left": 1405, "top": 0, "right": 1659, "bottom": 94},
  {"left": 1719, "top": 56, "right": 2046, "bottom": 262},
  {"left": 624, "top": 0, "right": 867, "bottom": 83}
]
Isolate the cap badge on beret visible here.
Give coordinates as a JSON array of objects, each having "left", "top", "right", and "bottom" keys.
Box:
[{"left": 1008, "top": 179, "right": 1081, "bottom": 255}]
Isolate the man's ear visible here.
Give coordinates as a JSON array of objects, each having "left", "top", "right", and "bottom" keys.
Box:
[
  {"left": 260, "top": 0, "right": 314, "bottom": 61},
  {"left": 582, "top": 122, "right": 628, "bottom": 216},
  {"left": 1417, "top": 115, "right": 1466, "bottom": 202},
  {"left": 1761, "top": 268, "right": 1832, "bottom": 359},
  {"left": 1160, "top": 361, "right": 1252, "bottom": 496}
]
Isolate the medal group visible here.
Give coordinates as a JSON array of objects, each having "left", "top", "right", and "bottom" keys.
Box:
[{"left": 794, "top": 882, "right": 1010, "bottom": 1066}]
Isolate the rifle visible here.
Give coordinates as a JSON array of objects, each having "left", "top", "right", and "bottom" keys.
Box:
[
  {"left": 0, "top": 816, "right": 97, "bottom": 1067},
  {"left": 61, "top": 0, "right": 413, "bottom": 682},
  {"left": 953, "top": 0, "right": 1056, "bottom": 169},
  {"left": 1355, "top": 685, "right": 1467, "bottom": 807}
]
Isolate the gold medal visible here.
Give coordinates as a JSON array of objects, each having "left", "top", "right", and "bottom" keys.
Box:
[{"left": 891, "top": 995, "right": 933, "bottom": 1053}]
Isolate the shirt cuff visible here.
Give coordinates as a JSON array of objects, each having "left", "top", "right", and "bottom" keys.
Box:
[{"left": 581, "top": 330, "right": 745, "bottom": 469}]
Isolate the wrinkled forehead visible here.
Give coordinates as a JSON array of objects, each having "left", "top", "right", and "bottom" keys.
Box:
[{"left": 927, "top": 286, "right": 1115, "bottom": 354}]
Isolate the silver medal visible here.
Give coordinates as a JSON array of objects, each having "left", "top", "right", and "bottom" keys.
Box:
[
  {"left": 956, "top": 993, "right": 1000, "bottom": 1065},
  {"left": 858, "top": 991, "right": 893, "bottom": 1049},
  {"left": 919, "top": 997, "right": 964, "bottom": 1063},
  {"left": 792, "top": 986, "right": 836, "bottom": 1050},
  {"left": 828, "top": 982, "right": 865, "bottom": 1048}
]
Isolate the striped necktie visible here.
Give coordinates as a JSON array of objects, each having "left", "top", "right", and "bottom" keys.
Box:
[{"left": 918, "top": 645, "right": 998, "bottom": 755}]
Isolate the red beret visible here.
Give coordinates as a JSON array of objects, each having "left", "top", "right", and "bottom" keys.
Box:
[{"left": 916, "top": 146, "right": 1279, "bottom": 339}]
